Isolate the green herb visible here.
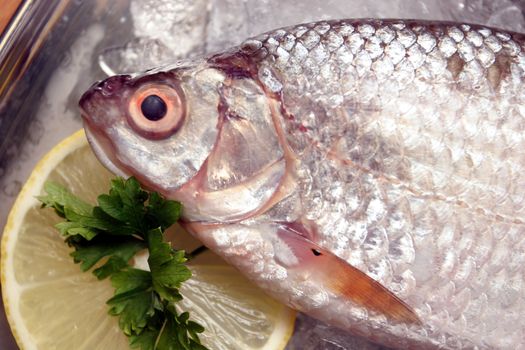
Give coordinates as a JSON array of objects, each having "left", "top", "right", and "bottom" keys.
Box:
[{"left": 38, "top": 177, "right": 208, "bottom": 350}]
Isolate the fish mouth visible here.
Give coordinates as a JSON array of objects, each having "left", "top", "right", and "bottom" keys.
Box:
[
  {"left": 82, "top": 120, "right": 130, "bottom": 179},
  {"left": 79, "top": 77, "right": 133, "bottom": 180}
]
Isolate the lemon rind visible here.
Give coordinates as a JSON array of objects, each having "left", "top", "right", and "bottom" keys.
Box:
[{"left": 1, "top": 130, "right": 87, "bottom": 350}]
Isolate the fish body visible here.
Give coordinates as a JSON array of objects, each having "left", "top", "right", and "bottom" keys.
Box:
[{"left": 80, "top": 19, "right": 525, "bottom": 349}]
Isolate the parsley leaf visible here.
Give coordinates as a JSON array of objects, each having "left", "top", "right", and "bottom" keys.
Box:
[
  {"left": 129, "top": 327, "right": 160, "bottom": 350},
  {"left": 38, "top": 181, "right": 92, "bottom": 217},
  {"left": 39, "top": 177, "right": 208, "bottom": 350},
  {"left": 97, "top": 177, "right": 148, "bottom": 231},
  {"left": 147, "top": 228, "right": 192, "bottom": 302},
  {"left": 155, "top": 307, "right": 207, "bottom": 350},
  {"left": 129, "top": 306, "right": 207, "bottom": 350},
  {"left": 71, "top": 236, "right": 145, "bottom": 279},
  {"left": 55, "top": 221, "right": 98, "bottom": 240},
  {"left": 147, "top": 192, "right": 182, "bottom": 230},
  {"left": 107, "top": 268, "right": 156, "bottom": 335}
]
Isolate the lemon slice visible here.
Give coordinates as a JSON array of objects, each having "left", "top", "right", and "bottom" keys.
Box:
[{"left": 1, "top": 130, "right": 295, "bottom": 350}]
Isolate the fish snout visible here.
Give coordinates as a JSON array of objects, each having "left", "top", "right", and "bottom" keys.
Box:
[
  {"left": 79, "top": 75, "right": 131, "bottom": 111},
  {"left": 79, "top": 75, "right": 132, "bottom": 123}
]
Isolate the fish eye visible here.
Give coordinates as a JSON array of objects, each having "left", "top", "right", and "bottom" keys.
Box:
[
  {"left": 141, "top": 95, "right": 167, "bottom": 121},
  {"left": 128, "top": 83, "right": 185, "bottom": 139}
]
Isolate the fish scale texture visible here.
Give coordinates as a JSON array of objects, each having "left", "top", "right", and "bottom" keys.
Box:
[
  {"left": 237, "top": 20, "right": 525, "bottom": 349},
  {"left": 80, "top": 17, "right": 525, "bottom": 349}
]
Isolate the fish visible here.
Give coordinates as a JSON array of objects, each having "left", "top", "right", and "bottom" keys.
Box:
[{"left": 79, "top": 19, "right": 525, "bottom": 349}]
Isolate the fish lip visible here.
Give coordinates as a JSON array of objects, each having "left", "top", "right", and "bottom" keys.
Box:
[{"left": 82, "top": 120, "right": 130, "bottom": 179}]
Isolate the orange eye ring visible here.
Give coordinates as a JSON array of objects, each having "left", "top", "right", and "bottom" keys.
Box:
[{"left": 128, "top": 83, "right": 185, "bottom": 139}]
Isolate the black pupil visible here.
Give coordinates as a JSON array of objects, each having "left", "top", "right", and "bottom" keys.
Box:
[{"left": 141, "top": 95, "right": 167, "bottom": 121}]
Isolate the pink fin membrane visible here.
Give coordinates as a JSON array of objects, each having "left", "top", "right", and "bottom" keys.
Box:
[{"left": 277, "top": 223, "right": 421, "bottom": 325}]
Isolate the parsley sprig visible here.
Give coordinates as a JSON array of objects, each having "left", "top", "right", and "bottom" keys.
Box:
[{"left": 38, "top": 177, "right": 208, "bottom": 350}]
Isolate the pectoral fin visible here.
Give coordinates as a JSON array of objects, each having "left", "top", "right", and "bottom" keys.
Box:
[{"left": 276, "top": 224, "right": 421, "bottom": 325}]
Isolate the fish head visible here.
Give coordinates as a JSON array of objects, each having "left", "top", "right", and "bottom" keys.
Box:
[
  {"left": 79, "top": 62, "right": 228, "bottom": 196},
  {"left": 80, "top": 60, "right": 286, "bottom": 222}
]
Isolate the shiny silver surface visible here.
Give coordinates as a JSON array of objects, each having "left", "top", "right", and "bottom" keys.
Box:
[
  {"left": 82, "top": 19, "right": 525, "bottom": 349},
  {"left": 244, "top": 19, "right": 525, "bottom": 348}
]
